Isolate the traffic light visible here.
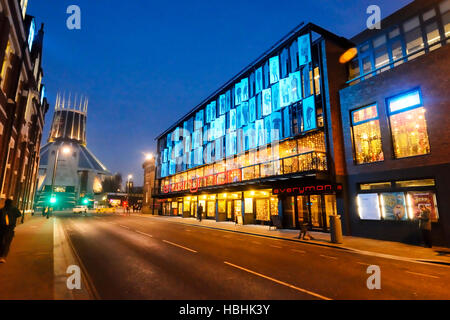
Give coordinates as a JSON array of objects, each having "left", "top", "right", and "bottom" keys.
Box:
[
  {"left": 49, "top": 195, "right": 57, "bottom": 204},
  {"left": 82, "top": 198, "right": 89, "bottom": 205}
]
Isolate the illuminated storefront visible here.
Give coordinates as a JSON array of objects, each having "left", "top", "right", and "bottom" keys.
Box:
[
  {"left": 340, "top": 0, "right": 450, "bottom": 246},
  {"left": 153, "top": 23, "right": 352, "bottom": 231}
]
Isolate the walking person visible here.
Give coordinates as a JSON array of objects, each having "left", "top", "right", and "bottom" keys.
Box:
[
  {"left": 0, "top": 200, "right": 23, "bottom": 263},
  {"left": 417, "top": 204, "right": 432, "bottom": 248},
  {"left": 197, "top": 204, "right": 203, "bottom": 222},
  {"left": 298, "top": 221, "right": 314, "bottom": 240}
]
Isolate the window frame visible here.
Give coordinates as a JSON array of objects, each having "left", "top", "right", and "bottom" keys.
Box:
[{"left": 350, "top": 103, "right": 384, "bottom": 165}]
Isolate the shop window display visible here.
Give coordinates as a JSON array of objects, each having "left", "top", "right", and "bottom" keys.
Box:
[{"left": 351, "top": 104, "right": 384, "bottom": 164}]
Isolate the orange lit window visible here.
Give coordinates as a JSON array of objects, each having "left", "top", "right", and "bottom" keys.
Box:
[
  {"left": 351, "top": 104, "right": 384, "bottom": 164},
  {"left": 387, "top": 89, "right": 430, "bottom": 158}
]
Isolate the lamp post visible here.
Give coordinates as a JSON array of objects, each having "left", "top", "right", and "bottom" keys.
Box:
[{"left": 49, "top": 144, "right": 71, "bottom": 209}]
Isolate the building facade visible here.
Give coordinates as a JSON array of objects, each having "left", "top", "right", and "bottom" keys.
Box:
[
  {"left": 0, "top": 0, "right": 48, "bottom": 212},
  {"left": 153, "top": 22, "right": 352, "bottom": 231},
  {"left": 142, "top": 155, "right": 158, "bottom": 214},
  {"left": 339, "top": 0, "right": 450, "bottom": 246},
  {"left": 150, "top": 0, "right": 450, "bottom": 246}
]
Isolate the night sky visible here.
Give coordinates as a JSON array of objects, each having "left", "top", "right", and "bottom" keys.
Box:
[{"left": 27, "top": 0, "right": 412, "bottom": 186}]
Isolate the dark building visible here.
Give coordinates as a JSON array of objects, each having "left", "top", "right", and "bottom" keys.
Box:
[
  {"left": 0, "top": 0, "right": 49, "bottom": 212},
  {"left": 142, "top": 154, "right": 159, "bottom": 214},
  {"left": 339, "top": 0, "right": 450, "bottom": 246}
]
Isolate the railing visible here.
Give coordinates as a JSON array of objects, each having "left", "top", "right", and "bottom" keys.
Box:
[
  {"left": 156, "top": 151, "right": 327, "bottom": 195},
  {"left": 346, "top": 36, "right": 449, "bottom": 86}
]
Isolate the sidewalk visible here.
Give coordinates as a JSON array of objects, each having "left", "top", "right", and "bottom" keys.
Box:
[
  {"left": 0, "top": 215, "right": 54, "bottom": 299},
  {"left": 134, "top": 214, "right": 450, "bottom": 266}
]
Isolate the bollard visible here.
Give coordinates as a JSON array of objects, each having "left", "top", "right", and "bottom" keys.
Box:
[{"left": 329, "top": 215, "right": 343, "bottom": 244}]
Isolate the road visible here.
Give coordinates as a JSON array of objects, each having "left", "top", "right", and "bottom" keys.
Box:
[{"left": 58, "top": 212, "right": 450, "bottom": 300}]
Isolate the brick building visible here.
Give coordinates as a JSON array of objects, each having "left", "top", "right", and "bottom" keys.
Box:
[
  {"left": 339, "top": 0, "right": 450, "bottom": 246},
  {"left": 0, "top": 0, "right": 48, "bottom": 211}
]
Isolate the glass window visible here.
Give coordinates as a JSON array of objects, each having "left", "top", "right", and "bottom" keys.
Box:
[
  {"left": 380, "top": 192, "right": 408, "bottom": 221},
  {"left": 387, "top": 90, "right": 430, "bottom": 158},
  {"left": 425, "top": 22, "right": 441, "bottom": 50},
  {"left": 407, "top": 191, "right": 439, "bottom": 221},
  {"left": 396, "top": 179, "right": 435, "bottom": 188},
  {"left": 423, "top": 8, "right": 436, "bottom": 21},
  {"left": 374, "top": 45, "right": 390, "bottom": 72},
  {"left": 361, "top": 56, "right": 373, "bottom": 79},
  {"left": 357, "top": 193, "right": 381, "bottom": 220},
  {"left": 440, "top": 0, "right": 450, "bottom": 14},
  {"left": 403, "top": 16, "right": 424, "bottom": 59},
  {"left": 388, "top": 27, "right": 400, "bottom": 39},
  {"left": 351, "top": 104, "right": 384, "bottom": 164},
  {"left": 390, "top": 39, "right": 404, "bottom": 66},
  {"left": 442, "top": 11, "right": 450, "bottom": 40},
  {"left": 348, "top": 58, "right": 360, "bottom": 81},
  {"left": 313, "top": 67, "right": 320, "bottom": 95},
  {"left": 360, "top": 182, "right": 392, "bottom": 190}
]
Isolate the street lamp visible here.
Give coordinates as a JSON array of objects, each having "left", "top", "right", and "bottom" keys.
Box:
[
  {"left": 50, "top": 144, "right": 71, "bottom": 209},
  {"left": 145, "top": 153, "right": 153, "bottom": 161}
]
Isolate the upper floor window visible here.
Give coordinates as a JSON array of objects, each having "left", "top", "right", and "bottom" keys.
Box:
[
  {"left": 28, "top": 18, "right": 35, "bottom": 51},
  {"left": 387, "top": 89, "right": 430, "bottom": 158},
  {"left": 351, "top": 104, "right": 384, "bottom": 164}
]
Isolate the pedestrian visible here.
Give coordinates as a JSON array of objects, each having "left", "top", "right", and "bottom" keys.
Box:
[
  {"left": 0, "top": 199, "right": 23, "bottom": 263},
  {"left": 417, "top": 204, "right": 432, "bottom": 248},
  {"left": 197, "top": 204, "right": 203, "bottom": 222},
  {"left": 298, "top": 221, "right": 314, "bottom": 240}
]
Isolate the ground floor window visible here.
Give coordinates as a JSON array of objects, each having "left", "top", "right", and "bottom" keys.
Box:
[
  {"left": 357, "top": 190, "right": 439, "bottom": 222},
  {"left": 255, "top": 199, "right": 270, "bottom": 221}
]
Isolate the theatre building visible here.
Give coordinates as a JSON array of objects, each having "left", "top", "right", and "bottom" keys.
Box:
[
  {"left": 339, "top": 0, "right": 450, "bottom": 246},
  {"left": 153, "top": 23, "right": 353, "bottom": 231}
]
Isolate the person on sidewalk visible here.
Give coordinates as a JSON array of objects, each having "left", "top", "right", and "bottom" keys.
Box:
[
  {"left": 197, "top": 204, "right": 203, "bottom": 222},
  {"left": 418, "top": 204, "right": 432, "bottom": 248},
  {"left": 298, "top": 222, "right": 314, "bottom": 240},
  {"left": 0, "top": 199, "right": 23, "bottom": 263}
]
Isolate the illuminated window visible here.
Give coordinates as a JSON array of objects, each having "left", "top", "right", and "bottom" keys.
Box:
[
  {"left": 1, "top": 41, "right": 11, "bottom": 86},
  {"left": 360, "top": 182, "right": 391, "bottom": 190},
  {"left": 351, "top": 104, "right": 384, "bottom": 164},
  {"left": 403, "top": 16, "right": 425, "bottom": 60},
  {"left": 387, "top": 89, "right": 430, "bottom": 158}
]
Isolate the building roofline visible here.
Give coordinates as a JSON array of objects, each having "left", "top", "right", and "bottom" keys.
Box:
[
  {"left": 350, "top": 0, "right": 441, "bottom": 44},
  {"left": 154, "top": 22, "right": 352, "bottom": 140}
]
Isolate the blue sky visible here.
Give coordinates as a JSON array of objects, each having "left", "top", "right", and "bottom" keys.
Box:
[{"left": 27, "top": 0, "right": 412, "bottom": 185}]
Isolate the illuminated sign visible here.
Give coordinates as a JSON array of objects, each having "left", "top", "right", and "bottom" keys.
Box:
[{"left": 272, "top": 184, "right": 342, "bottom": 195}]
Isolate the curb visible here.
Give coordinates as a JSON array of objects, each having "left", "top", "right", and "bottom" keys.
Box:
[{"left": 134, "top": 214, "right": 450, "bottom": 267}]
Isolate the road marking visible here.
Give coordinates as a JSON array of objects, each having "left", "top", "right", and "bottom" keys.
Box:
[
  {"left": 252, "top": 241, "right": 261, "bottom": 245},
  {"left": 119, "top": 224, "right": 130, "bottom": 229},
  {"left": 405, "top": 271, "right": 440, "bottom": 279},
  {"left": 224, "top": 261, "right": 331, "bottom": 300},
  {"left": 320, "top": 254, "right": 338, "bottom": 260},
  {"left": 185, "top": 229, "right": 192, "bottom": 232},
  {"left": 291, "top": 249, "right": 306, "bottom": 254},
  {"left": 270, "top": 245, "right": 282, "bottom": 249},
  {"left": 356, "top": 262, "right": 371, "bottom": 266},
  {"left": 135, "top": 230, "right": 153, "bottom": 237},
  {"left": 162, "top": 240, "right": 197, "bottom": 253}
]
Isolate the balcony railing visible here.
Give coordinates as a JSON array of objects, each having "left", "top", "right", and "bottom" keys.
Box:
[
  {"left": 156, "top": 151, "right": 327, "bottom": 195},
  {"left": 346, "top": 36, "right": 449, "bottom": 86}
]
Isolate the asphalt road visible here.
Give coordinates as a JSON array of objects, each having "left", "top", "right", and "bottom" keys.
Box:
[{"left": 58, "top": 212, "right": 450, "bottom": 300}]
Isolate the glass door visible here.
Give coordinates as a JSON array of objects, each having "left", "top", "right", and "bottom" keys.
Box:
[
  {"left": 309, "top": 195, "right": 322, "bottom": 228},
  {"left": 227, "top": 200, "right": 233, "bottom": 220},
  {"left": 296, "top": 195, "right": 309, "bottom": 226}
]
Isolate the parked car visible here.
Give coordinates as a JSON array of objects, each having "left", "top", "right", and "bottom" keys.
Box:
[{"left": 73, "top": 205, "right": 88, "bottom": 214}]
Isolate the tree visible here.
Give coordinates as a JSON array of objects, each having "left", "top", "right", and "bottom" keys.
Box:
[{"left": 102, "top": 173, "right": 123, "bottom": 193}]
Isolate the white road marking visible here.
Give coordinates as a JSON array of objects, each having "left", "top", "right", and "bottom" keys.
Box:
[
  {"left": 270, "top": 245, "right": 282, "bottom": 249},
  {"left": 320, "top": 254, "right": 338, "bottom": 260},
  {"left": 252, "top": 241, "right": 261, "bottom": 245},
  {"left": 405, "top": 271, "right": 440, "bottom": 279},
  {"left": 119, "top": 224, "right": 130, "bottom": 229},
  {"left": 162, "top": 240, "right": 197, "bottom": 253},
  {"left": 224, "top": 261, "right": 331, "bottom": 300},
  {"left": 292, "top": 249, "right": 306, "bottom": 254},
  {"left": 185, "top": 229, "right": 192, "bottom": 232},
  {"left": 356, "top": 262, "right": 371, "bottom": 266},
  {"left": 135, "top": 230, "right": 153, "bottom": 237}
]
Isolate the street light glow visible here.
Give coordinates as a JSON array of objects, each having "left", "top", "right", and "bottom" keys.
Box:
[
  {"left": 62, "top": 146, "right": 71, "bottom": 154},
  {"left": 145, "top": 153, "right": 153, "bottom": 160},
  {"left": 128, "top": 174, "right": 133, "bottom": 180}
]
